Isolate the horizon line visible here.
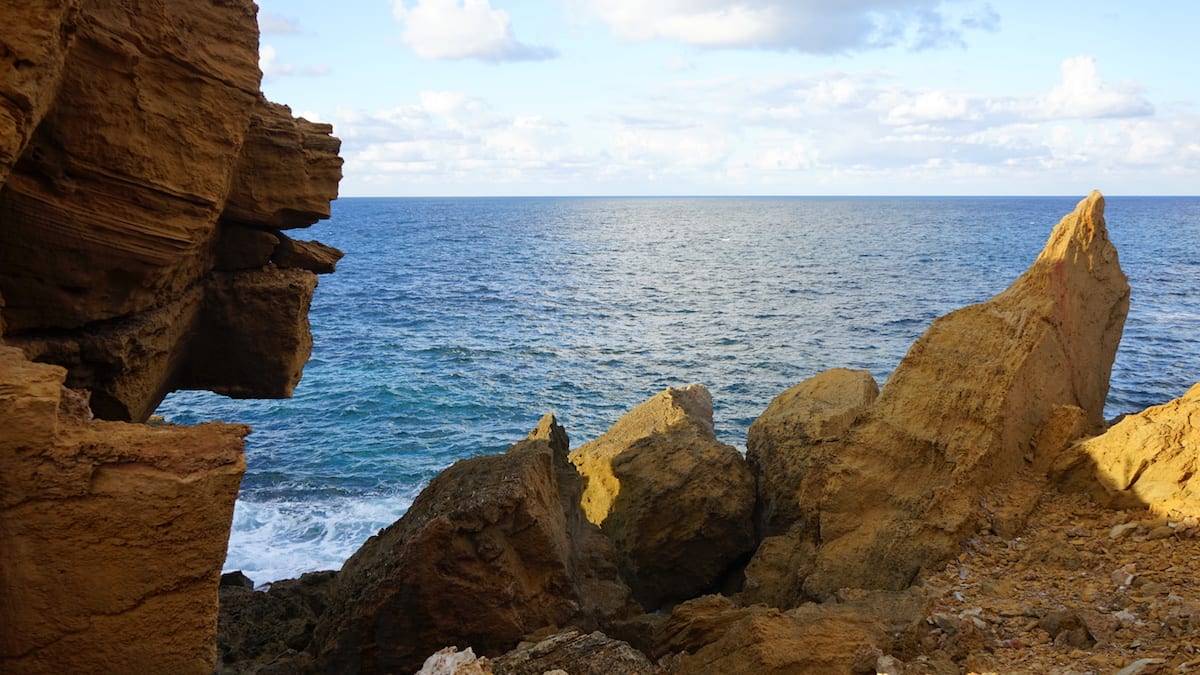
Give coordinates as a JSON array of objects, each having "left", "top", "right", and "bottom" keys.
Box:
[{"left": 334, "top": 193, "right": 1199, "bottom": 200}]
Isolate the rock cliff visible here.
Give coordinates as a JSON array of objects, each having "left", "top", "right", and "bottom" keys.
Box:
[
  {"left": 0, "top": 0, "right": 342, "bottom": 422},
  {"left": 0, "top": 1, "right": 341, "bottom": 673},
  {"left": 0, "top": 346, "right": 248, "bottom": 674}
]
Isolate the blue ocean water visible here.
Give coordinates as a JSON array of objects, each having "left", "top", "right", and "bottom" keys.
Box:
[{"left": 156, "top": 196, "right": 1200, "bottom": 584}]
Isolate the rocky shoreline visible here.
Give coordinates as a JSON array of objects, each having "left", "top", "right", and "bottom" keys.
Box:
[
  {"left": 2, "top": 4, "right": 1198, "bottom": 675},
  {"left": 217, "top": 193, "right": 1198, "bottom": 674}
]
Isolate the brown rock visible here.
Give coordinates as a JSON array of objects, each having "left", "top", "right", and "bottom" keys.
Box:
[
  {"left": 0, "top": 346, "right": 247, "bottom": 675},
  {"left": 273, "top": 232, "right": 344, "bottom": 274},
  {"left": 747, "top": 368, "right": 879, "bottom": 538},
  {"left": 0, "top": 0, "right": 80, "bottom": 186},
  {"left": 489, "top": 629, "right": 654, "bottom": 675},
  {"left": 1052, "top": 382, "right": 1200, "bottom": 515},
  {"left": 216, "top": 570, "right": 337, "bottom": 673},
  {"left": 221, "top": 97, "right": 343, "bottom": 230},
  {"left": 0, "top": 0, "right": 341, "bottom": 421},
  {"left": 569, "top": 384, "right": 756, "bottom": 609},
  {"left": 653, "top": 594, "right": 904, "bottom": 675},
  {"left": 176, "top": 268, "right": 318, "bottom": 402},
  {"left": 750, "top": 192, "right": 1129, "bottom": 600},
  {"left": 214, "top": 223, "right": 280, "bottom": 271},
  {"left": 312, "top": 415, "right": 635, "bottom": 674}
]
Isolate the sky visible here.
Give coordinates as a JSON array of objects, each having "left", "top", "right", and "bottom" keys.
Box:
[{"left": 256, "top": 0, "right": 1200, "bottom": 197}]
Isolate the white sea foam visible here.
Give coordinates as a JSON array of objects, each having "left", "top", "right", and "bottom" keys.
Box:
[{"left": 223, "top": 491, "right": 418, "bottom": 585}]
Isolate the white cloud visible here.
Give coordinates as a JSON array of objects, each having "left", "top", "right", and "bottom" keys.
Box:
[
  {"left": 330, "top": 58, "right": 1197, "bottom": 195},
  {"left": 1041, "top": 56, "right": 1153, "bottom": 119},
  {"left": 259, "top": 44, "right": 328, "bottom": 80},
  {"left": 583, "top": 0, "right": 1000, "bottom": 53},
  {"left": 886, "top": 90, "right": 974, "bottom": 125},
  {"left": 259, "top": 13, "right": 300, "bottom": 35},
  {"left": 391, "top": 0, "right": 556, "bottom": 61},
  {"left": 259, "top": 44, "right": 294, "bottom": 77}
]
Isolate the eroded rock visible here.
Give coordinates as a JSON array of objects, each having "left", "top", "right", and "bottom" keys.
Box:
[
  {"left": 0, "top": 346, "right": 247, "bottom": 674},
  {"left": 569, "top": 384, "right": 756, "bottom": 609},
  {"left": 0, "top": 0, "right": 343, "bottom": 421},
  {"left": 312, "top": 415, "right": 635, "bottom": 674},
  {"left": 749, "top": 192, "right": 1129, "bottom": 601},
  {"left": 490, "top": 629, "right": 654, "bottom": 675}
]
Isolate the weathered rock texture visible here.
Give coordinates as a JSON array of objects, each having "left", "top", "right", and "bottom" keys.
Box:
[
  {"left": 1053, "top": 381, "right": 1200, "bottom": 514},
  {"left": 1, "top": 2, "right": 340, "bottom": 674},
  {"left": 0, "top": 346, "right": 248, "bottom": 674},
  {"left": 215, "top": 570, "right": 337, "bottom": 674},
  {"left": 490, "top": 629, "right": 655, "bottom": 675},
  {"left": 312, "top": 415, "right": 635, "bottom": 674},
  {"left": 569, "top": 384, "right": 756, "bottom": 609},
  {"left": 0, "top": 0, "right": 343, "bottom": 422},
  {"left": 749, "top": 192, "right": 1129, "bottom": 602},
  {"left": 647, "top": 591, "right": 927, "bottom": 675}
]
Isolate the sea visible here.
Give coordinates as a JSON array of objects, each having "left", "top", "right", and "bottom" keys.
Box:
[{"left": 155, "top": 196, "right": 1200, "bottom": 584}]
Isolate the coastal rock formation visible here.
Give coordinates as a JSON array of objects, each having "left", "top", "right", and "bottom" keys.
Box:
[
  {"left": 1, "top": 2, "right": 341, "bottom": 674},
  {"left": 1052, "top": 381, "right": 1200, "bottom": 514},
  {"left": 312, "top": 415, "right": 635, "bottom": 674},
  {"left": 748, "top": 368, "right": 879, "bottom": 538},
  {"left": 749, "top": 191, "right": 1130, "bottom": 601},
  {"left": 0, "top": 0, "right": 343, "bottom": 421},
  {"left": 569, "top": 384, "right": 756, "bottom": 609},
  {"left": 0, "top": 346, "right": 247, "bottom": 674}
]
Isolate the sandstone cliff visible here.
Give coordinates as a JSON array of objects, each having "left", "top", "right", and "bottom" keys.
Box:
[
  {"left": 1, "top": 2, "right": 341, "bottom": 673},
  {"left": 0, "top": 0, "right": 342, "bottom": 422},
  {"left": 0, "top": 346, "right": 247, "bottom": 674}
]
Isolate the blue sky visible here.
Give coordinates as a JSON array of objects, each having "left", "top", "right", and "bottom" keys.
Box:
[{"left": 257, "top": 1, "right": 1200, "bottom": 196}]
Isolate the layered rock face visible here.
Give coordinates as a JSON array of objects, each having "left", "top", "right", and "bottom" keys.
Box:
[
  {"left": 0, "top": 0, "right": 343, "bottom": 421},
  {"left": 749, "top": 191, "right": 1130, "bottom": 601},
  {"left": 569, "top": 384, "right": 756, "bottom": 609},
  {"left": 1, "top": 2, "right": 341, "bottom": 674},
  {"left": 0, "top": 347, "right": 248, "bottom": 674},
  {"left": 312, "top": 415, "right": 634, "bottom": 674}
]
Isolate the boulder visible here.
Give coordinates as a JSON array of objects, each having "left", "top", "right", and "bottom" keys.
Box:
[
  {"left": 569, "top": 384, "right": 756, "bottom": 609},
  {"left": 747, "top": 368, "right": 879, "bottom": 538},
  {"left": 312, "top": 415, "right": 635, "bottom": 674},
  {"left": 216, "top": 570, "right": 338, "bottom": 674},
  {"left": 1052, "top": 381, "right": 1200, "bottom": 513},
  {"left": 0, "top": 346, "right": 247, "bottom": 675},
  {"left": 748, "top": 192, "right": 1129, "bottom": 600}
]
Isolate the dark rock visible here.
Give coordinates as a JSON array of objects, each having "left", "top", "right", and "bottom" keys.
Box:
[{"left": 312, "top": 415, "right": 635, "bottom": 674}]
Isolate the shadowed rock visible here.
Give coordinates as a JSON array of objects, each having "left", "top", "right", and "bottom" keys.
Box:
[
  {"left": 569, "top": 384, "right": 756, "bottom": 610},
  {"left": 312, "top": 415, "right": 635, "bottom": 674}
]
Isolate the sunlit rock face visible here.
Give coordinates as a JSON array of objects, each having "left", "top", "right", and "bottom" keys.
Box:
[
  {"left": 1052, "top": 381, "right": 1200, "bottom": 515},
  {"left": 747, "top": 191, "right": 1130, "bottom": 602}
]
